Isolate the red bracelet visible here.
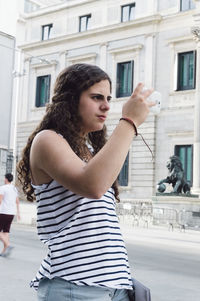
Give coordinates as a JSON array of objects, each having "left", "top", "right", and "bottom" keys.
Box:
[
  {"left": 120, "top": 117, "right": 154, "bottom": 161},
  {"left": 120, "top": 117, "right": 138, "bottom": 136}
]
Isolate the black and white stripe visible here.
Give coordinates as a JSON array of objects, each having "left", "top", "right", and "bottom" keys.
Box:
[{"left": 30, "top": 180, "right": 132, "bottom": 290}]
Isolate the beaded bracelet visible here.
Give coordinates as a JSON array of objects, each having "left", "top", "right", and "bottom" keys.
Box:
[{"left": 119, "top": 117, "right": 154, "bottom": 160}]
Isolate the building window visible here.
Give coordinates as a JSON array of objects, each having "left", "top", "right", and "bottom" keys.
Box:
[
  {"left": 180, "top": 0, "right": 195, "bottom": 11},
  {"left": 42, "top": 24, "right": 53, "bottom": 40},
  {"left": 121, "top": 3, "right": 135, "bottom": 22},
  {"left": 118, "top": 153, "right": 129, "bottom": 186},
  {"left": 79, "top": 14, "right": 91, "bottom": 32},
  {"left": 174, "top": 145, "right": 193, "bottom": 184},
  {"left": 116, "top": 61, "right": 134, "bottom": 98},
  {"left": 177, "top": 51, "right": 196, "bottom": 90},
  {"left": 6, "top": 153, "right": 13, "bottom": 173},
  {"left": 35, "top": 75, "right": 51, "bottom": 107}
]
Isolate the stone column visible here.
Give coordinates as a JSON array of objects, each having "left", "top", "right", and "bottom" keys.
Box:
[
  {"left": 19, "top": 57, "right": 30, "bottom": 122},
  {"left": 99, "top": 43, "right": 107, "bottom": 71},
  {"left": 144, "top": 34, "right": 155, "bottom": 88},
  {"left": 59, "top": 50, "right": 68, "bottom": 70}
]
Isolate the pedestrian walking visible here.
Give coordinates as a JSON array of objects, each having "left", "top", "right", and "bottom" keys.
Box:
[
  {"left": 17, "top": 63, "right": 154, "bottom": 301},
  {"left": 0, "top": 173, "right": 20, "bottom": 257}
]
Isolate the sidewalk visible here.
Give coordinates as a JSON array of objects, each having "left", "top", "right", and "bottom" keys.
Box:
[
  {"left": 0, "top": 222, "right": 199, "bottom": 301},
  {"left": 13, "top": 220, "right": 200, "bottom": 252},
  {"left": 120, "top": 222, "right": 200, "bottom": 253}
]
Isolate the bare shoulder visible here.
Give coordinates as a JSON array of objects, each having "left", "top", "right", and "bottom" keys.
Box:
[
  {"left": 34, "top": 129, "right": 64, "bottom": 143},
  {"left": 32, "top": 130, "right": 68, "bottom": 150},
  {"left": 31, "top": 129, "right": 71, "bottom": 165},
  {"left": 30, "top": 130, "right": 74, "bottom": 185},
  {"left": 30, "top": 129, "right": 85, "bottom": 189}
]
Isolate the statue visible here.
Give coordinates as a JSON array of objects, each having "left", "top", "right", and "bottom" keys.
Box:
[{"left": 157, "top": 155, "right": 191, "bottom": 195}]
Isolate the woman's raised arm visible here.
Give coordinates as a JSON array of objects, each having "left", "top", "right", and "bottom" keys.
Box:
[{"left": 30, "top": 83, "right": 154, "bottom": 198}]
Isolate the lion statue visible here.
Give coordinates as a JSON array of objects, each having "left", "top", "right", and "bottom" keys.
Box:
[{"left": 157, "top": 155, "right": 191, "bottom": 194}]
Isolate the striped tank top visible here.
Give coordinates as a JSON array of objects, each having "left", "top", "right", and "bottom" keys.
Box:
[{"left": 30, "top": 180, "right": 133, "bottom": 290}]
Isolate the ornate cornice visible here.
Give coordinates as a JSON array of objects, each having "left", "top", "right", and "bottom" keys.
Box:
[{"left": 191, "top": 26, "right": 200, "bottom": 41}]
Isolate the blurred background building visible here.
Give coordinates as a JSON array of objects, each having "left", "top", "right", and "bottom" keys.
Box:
[
  {"left": 1, "top": 0, "right": 200, "bottom": 223},
  {"left": 0, "top": 31, "right": 15, "bottom": 182}
]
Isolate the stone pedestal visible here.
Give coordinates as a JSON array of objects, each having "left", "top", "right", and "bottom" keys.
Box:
[
  {"left": 152, "top": 194, "right": 200, "bottom": 211},
  {"left": 152, "top": 194, "right": 200, "bottom": 228}
]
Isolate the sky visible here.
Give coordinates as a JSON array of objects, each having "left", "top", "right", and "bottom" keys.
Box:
[
  {"left": 0, "top": 0, "right": 20, "bottom": 36},
  {"left": 0, "top": 0, "right": 65, "bottom": 37}
]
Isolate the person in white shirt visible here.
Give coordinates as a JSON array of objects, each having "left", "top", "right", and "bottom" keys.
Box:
[{"left": 0, "top": 173, "right": 20, "bottom": 257}]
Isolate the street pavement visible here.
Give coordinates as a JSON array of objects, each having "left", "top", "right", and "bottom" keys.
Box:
[
  {"left": 121, "top": 224, "right": 200, "bottom": 301},
  {"left": 0, "top": 222, "right": 200, "bottom": 301}
]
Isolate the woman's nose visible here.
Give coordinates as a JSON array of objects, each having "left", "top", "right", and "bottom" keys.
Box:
[{"left": 101, "top": 100, "right": 110, "bottom": 111}]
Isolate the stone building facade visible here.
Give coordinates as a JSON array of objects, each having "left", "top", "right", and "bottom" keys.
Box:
[
  {"left": 0, "top": 31, "right": 15, "bottom": 184},
  {"left": 16, "top": 0, "right": 200, "bottom": 202}
]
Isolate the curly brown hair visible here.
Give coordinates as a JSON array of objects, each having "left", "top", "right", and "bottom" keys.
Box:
[{"left": 17, "top": 63, "right": 119, "bottom": 202}]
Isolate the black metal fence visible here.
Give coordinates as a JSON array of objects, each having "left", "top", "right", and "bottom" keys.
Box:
[
  {"left": 116, "top": 202, "right": 200, "bottom": 231},
  {"left": 178, "top": 210, "right": 200, "bottom": 230}
]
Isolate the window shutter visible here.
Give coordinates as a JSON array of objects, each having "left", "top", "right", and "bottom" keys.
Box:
[
  {"left": 174, "top": 145, "right": 193, "bottom": 184},
  {"left": 35, "top": 75, "right": 51, "bottom": 107},
  {"left": 118, "top": 153, "right": 129, "bottom": 186},
  {"left": 116, "top": 61, "right": 134, "bottom": 98}
]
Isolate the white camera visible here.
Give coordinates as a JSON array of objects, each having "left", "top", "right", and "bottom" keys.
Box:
[{"left": 147, "top": 91, "right": 162, "bottom": 115}]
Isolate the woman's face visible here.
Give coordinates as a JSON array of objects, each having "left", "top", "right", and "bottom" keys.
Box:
[{"left": 78, "top": 80, "right": 111, "bottom": 135}]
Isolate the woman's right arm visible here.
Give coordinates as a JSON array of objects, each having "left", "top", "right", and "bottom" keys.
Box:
[{"left": 31, "top": 83, "right": 154, "bottom": 198}]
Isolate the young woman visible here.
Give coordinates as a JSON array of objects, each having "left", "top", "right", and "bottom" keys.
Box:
[{"left": 17, "top": 63, "right": 154, "bottom": 301}]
